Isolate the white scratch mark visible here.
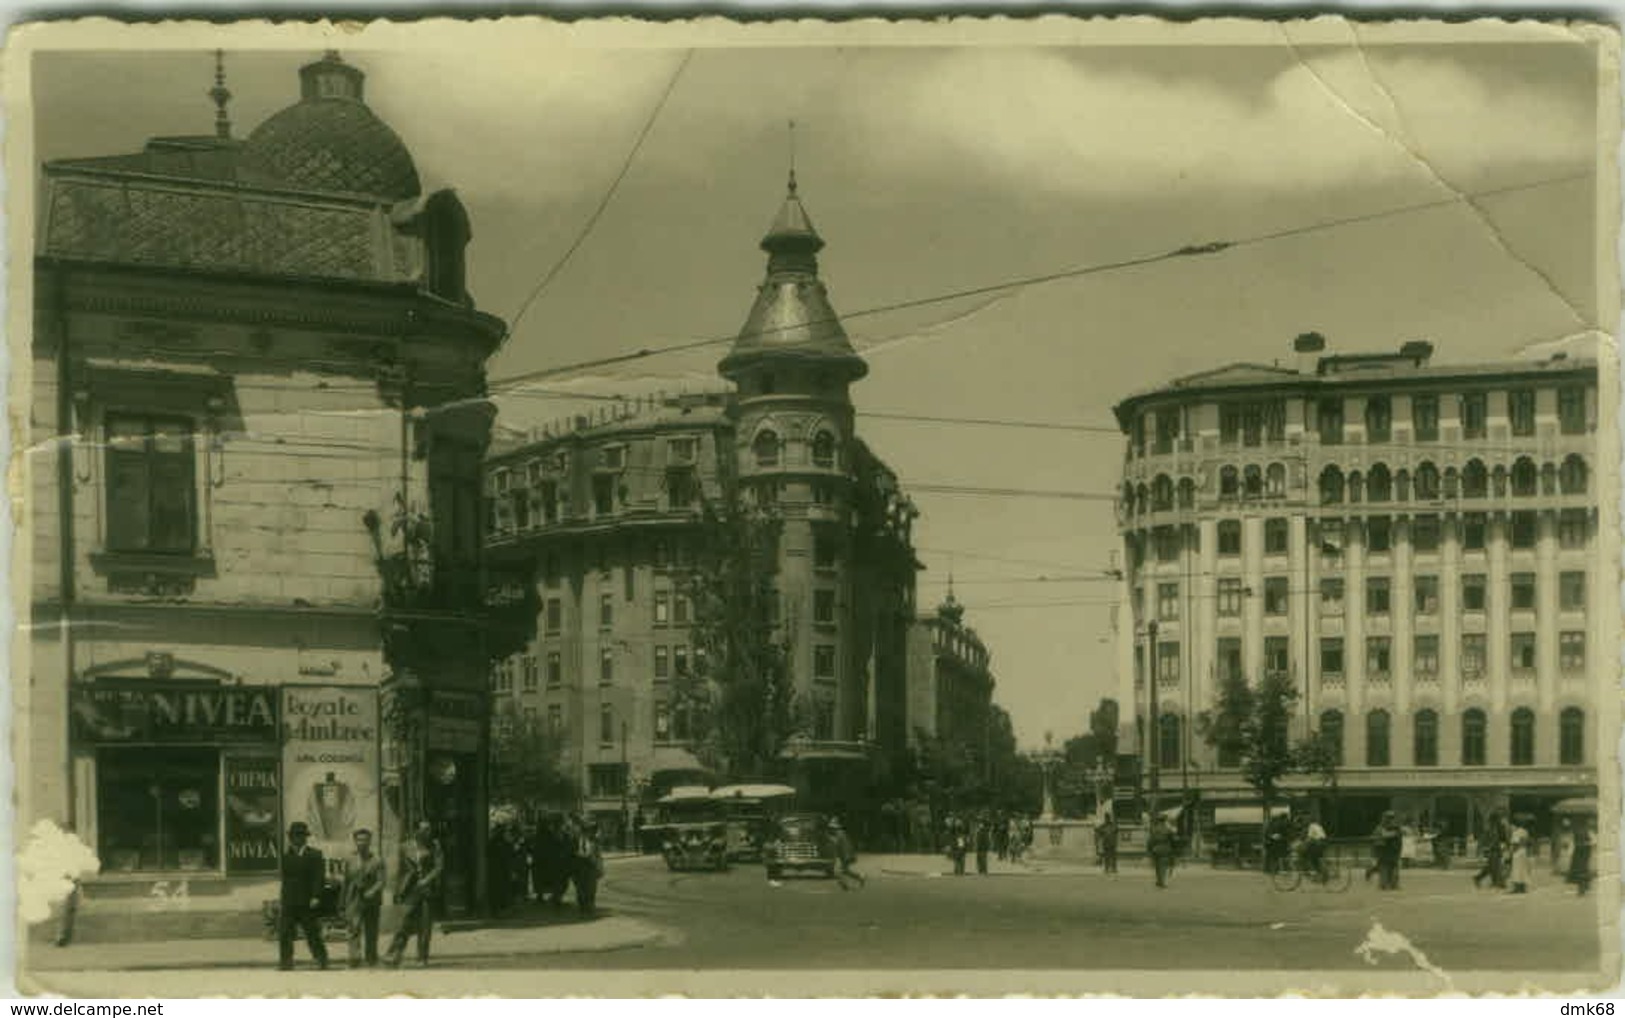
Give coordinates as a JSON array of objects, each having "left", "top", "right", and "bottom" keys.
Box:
[
  {"left": 17, "top": 819, "right": 100, "bottom": 925},
  {"left": 1355, "top": 919, "right": 1454, "bottom": 989}
]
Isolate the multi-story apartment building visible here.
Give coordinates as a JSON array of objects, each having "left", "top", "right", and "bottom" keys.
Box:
[
  {"left": 1112, "top": 337, "right": 1608, "bottom": 840},
  {"left": 484, "top": 176, "right": 920, "bottom": 842},
  {"left": 905, "top": 589, "right": 996, "bottom": 754},
  {"left": 28, "top": 52, "right": 504, "bottom": 910}
]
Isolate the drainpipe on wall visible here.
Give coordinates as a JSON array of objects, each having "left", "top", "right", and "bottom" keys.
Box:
[{"left": 51, "top": 264, "right": 80, "bottom": 830}]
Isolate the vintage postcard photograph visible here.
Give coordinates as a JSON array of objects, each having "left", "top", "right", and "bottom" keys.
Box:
[{"left": 5, "top": 15, "right": 1621, "bottom": 998}]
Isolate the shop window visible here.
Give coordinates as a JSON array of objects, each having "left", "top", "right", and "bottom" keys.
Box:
[
  {"left": 1560, "top": 707, "right": 1584, "bottom": 765},
  {"left": 1461, "top": 710, "right": 1487, "bottom": 766},
  {"left": 97, "top": 746, "right": 219, "bottom": 873},
  {"left": 105, "top": 414, "right": 197, "bottom": 555},
  {"left": 1414, "top": 710, "right": 1439, "bottom": 767},
  {"left": 1366, "top": 710, "right": 1391, "bottom": 767},
  {"left": 1510, "top": 708, "right": 1535, "bottom": 766}
]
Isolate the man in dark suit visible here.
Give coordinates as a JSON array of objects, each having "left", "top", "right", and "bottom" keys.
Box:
[{"left": 278, "top": 821, "right": 330, "bottom": 971}]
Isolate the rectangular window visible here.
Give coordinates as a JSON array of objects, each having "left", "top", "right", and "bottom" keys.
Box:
[
  {"left": 1414, "top": 576, "right": 1439, "bottom": 615},
  {"left": 592, "top": 475, "right": 615, "bottom": 515},
  {"left": 674, "top": 645, "right": 689, "bottom": 677},
  {"left": 589, "top": 761, "right": 626, "bottom": 796},
  {"left": 624, "top": 565, "right": 635, "bottom": 602},
  {"left": 1559, "top": 386, "right": 1586, "bottom": 434},
  {"left": 1365, "top": 397, "right": 1392, "bottom": 443},
  {"left": 654, "top": 593, "right": 670, "bottom": 626},
  {"left": 669, "top": 437, "right": 697, "bottom": 463},
  {"left": 666, "top": 468, "right": 697, "bottom": 510},
  {"left": 1461, "top": 392, "right": 1488, "bottom": 438},
  {"left": 1154, "top": 527, "right": 1179, "bottom": 562},
  {"left": 815, "top": 590, "right": 837, "bottom": 624},
  {"left": 1366, "top": 516, "right": 1392, "bottom": 554},
  {"left": 546, "top": 651, "right": 561, "bottom": 689},
  {"left": 1153, "top": 409, "right": 1179, "bottom": 455},
  {"left": 106, "top": 414, "right": 197, "bottom": 554},
  {"left": 1415, "top": 635, "right": 1439, "bottom": 677},
  {"left": 1263, "top": 577, "right": 1288, "bottom": 615},
  {"left": 1412, "top": 515, "right": 1441, "bottom": 553},
  {"left": 512, "top": 490, "right": 530, "bottom": 531},
  {"left": 1510, "top": 632, "right": 1536, "bottom": 672},
  {"left": 1509, "top": 390, "right": 1536, "bottom": 437},
  {"left": 522, "top": 655, "right": 539, "bottom": 691},
  {"left": 1462, "top": 716, "right": 1486, "bottom": 766},
  {"left": 1561, "top": 631, "right": 1586, "bottom": 672},
  {"left": 547, "top": 705, "right": 563, "bottom": 736},
  {"left": 1462, "top": 513, "right": 1487, "bottom": 551},
  {"left": 1366, "top": 637, "right": 1392, "bottom": 679},
  {"left": 1318, "top": 399, "right": 1344, "bottom": 445},
  {"left": 1217, "top": 638, "right": 1243, "bottom": 684},
  {"left": 599, "top": 593, "right": 614, "bottom": 629},
  {"left": 1412, "top": 395, "right": 1439, "bottom": 441},
  {"left": 654, "top": 646, "right": 669, "bottom": 680},
  {"left": 1461, "top": 634, "right": 1487, "bottom": 679},
  {"left": 1217, "top": 521, "right": 1241, "bottom": 557},
  {"left": 1264, "top": 518, "right": 1289, "bottom": 555},
  {"left": 654, "top": 701, "right": 671, "bottom": 742},
  {"left": 674, "top": 596, "right": 690, "bottom": 626},
  {"left": 1320, "top": 637, "right": 1344, "bottom": 678},
  {"left": 1559, "top": 509, "right": 1588, "bottom": 549},
  {"left": 599, "top": 647, "right": 614, "bottom": 686},
  {"left": 1366, "top": 577, "right": 1391, "bottom": 616},
  {"left": 1156, "top": 642, "right": 1180, "bottom": 685},
  {"left": 1510, "top": 572, "right": 1536, "bottom": 611},
  {"left": 814, "top": 535, "right": 837, "bottom": 569},
  {"left": 1462, "top": 574, "right": 1487, "bottom": 612},
  {"left": 1320, "top": 577, "right": 1344, "bottom": 616},
  {"left": 1560, "top": 571, "right": 1586, "bottom": 611},
  {"left": 1157, "top": 583, "right": 1180, "bottom": 621},
  {"left": 1219, "top": 405, "right": 1241, "bottom": 446},
  {"left": 1216, "top": 578, "right": 1244, "bottom": 617},
  {"left": 539, "top": 481, "right": 559, "bottom": 524},
  {"left": 545, "top": 598, "right": 562, "bottom": 634},
  {"left": 814, "top": 645, "right": 836, "bottom": 679},
  {"left": 1264, "top": 637, "right": 1289, "bottom": 678},
  {"left": 598, "top": 706, "right": 616, "bottom": 746},
  {"left": 1511, "top": 511, "right": 1538, "bottom": 549}
]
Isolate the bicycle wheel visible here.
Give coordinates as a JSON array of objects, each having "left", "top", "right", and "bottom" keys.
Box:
[
  {"left": 1271, "top": 864, "right": 1302, "bottom": 892},
  {"left": 1326, "top": 860, "right": 1353, "bottom": 892}
]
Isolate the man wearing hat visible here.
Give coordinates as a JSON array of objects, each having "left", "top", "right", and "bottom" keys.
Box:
[
  {"left": 278, "top": 821, "right": 330, "bottom": 971},
  {"left": 828, "top": 817, "right": 865, "bottom": 890}
]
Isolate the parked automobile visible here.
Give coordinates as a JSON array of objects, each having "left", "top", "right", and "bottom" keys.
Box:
[
  {"left": 661, "top": 821, "right": 731, "bottom": 872},
  {"left": 764, "top": 813, "right": 837, "bottom": 881},
  {"left": 712, "top": 784, "right": 797, "bottom": 862}
]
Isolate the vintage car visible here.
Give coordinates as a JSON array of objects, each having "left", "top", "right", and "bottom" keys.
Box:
[
  {"left": 763, "top": 812, "right": 837, "bottom": 881},
  {"left": 661, "top": 821, "right": 731, "bottom": 872},
  {"left": 711, "top": 783, "right": 797, "bottom": 862}
]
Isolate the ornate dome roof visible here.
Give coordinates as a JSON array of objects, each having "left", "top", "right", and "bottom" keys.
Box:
[{"left": 239, "top": 53, "right": 421, "bottom": 201}]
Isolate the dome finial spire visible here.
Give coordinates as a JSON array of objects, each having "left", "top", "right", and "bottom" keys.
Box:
[
  {"left": 209, "top": 49, "right": 233, "bottom": 140},
  {"left": 787, "top": 118, "right": 798, "bottom": 195}
]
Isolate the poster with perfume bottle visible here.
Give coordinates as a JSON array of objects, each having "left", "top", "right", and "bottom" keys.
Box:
[{"left": 281, "top": 684, "right": 381, "bottom": 881}]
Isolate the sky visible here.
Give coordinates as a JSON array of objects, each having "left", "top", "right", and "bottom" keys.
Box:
[{"left": 29, "top": 21, "right": 1612, "bottom": 748}]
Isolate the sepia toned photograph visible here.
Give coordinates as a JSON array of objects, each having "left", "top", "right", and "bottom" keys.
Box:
[{"left": 6, "top": 15, "right": 1621, "bottom": 998}]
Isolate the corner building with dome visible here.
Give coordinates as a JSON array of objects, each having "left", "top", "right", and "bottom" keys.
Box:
[
  {"left": 30, "top": 52, "right": 507, "bottom": 914},
  {"left": 1112, "top": 338, "right": 1609, "bottom": 845},
  {"left": 484, "top": 176, "right": 922, "bottom": 843}
]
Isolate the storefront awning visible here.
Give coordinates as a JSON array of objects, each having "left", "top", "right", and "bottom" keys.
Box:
[
  {"left": 1553, "top": 797, "right": 1598, "bottom": 816},
  {"left": 1213, "top": 805, "right": 1291, "bottom": 826},
  {"left": 649, "top": 746, "right": 706, "bottom": 774}
]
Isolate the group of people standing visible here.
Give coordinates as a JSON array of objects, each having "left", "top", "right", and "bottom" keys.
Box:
[
  {"left": 939, "top": 812, "right": 1034, "bottom": 875},
  {"left": 1472, "top": 810, "right": 1595, "bottom": 896},
  {"left": 487, "top": 814, "right": 604, "bottom": 918},
  {"left": 278, "top": 819, "right": 443, "bottom": 971}
]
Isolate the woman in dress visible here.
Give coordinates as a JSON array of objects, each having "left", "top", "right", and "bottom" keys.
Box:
[{"left": 1506, "top": 820, "right": 1533, "bottom": 894}]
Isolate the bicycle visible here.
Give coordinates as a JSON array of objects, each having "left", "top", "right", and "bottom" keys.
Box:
[{"left": 1271, "top": 848, "right": 1353, "bottom": 892}]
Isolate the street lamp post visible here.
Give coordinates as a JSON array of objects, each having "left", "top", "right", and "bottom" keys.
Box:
[{"left": 1146, "top": 619, "right": 1160, "bottom": 822}]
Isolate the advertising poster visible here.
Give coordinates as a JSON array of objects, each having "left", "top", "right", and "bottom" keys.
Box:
[
  {"left": 223, "top": 756, "right": 281, "bottom": 874},
  {"left": 281, "top": 685, "right": 381, "bottom": 882}
]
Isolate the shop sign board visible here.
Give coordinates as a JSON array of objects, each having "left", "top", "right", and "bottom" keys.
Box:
[
  {"left": 71, "top": 682, "right": 278, "bottom": 744},
  {"left": 281, "top": 685, "right": 381, "bottom": 880},
  {"left": 223, "top": 756, "right": 281, "bottom": 874}
]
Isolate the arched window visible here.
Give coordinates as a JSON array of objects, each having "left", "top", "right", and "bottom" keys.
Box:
[
  {"left": 1158, "top": 713, "right": 1182, "bottom": 770},
  {"left": 1462, "top": 459, "right": 1488, "bottom": 498},
  {"left": 1244, "top": 465, "right": 1264, "bottom": 499},
  {"left": 1561, "top": 455, "right": 1588, "bottom": 495},
  {"left": 1348, "top": 470, "right": 1364, "bottom": 503},
  {"left": 812, "top": 431, "right": 837, "bottom": 469},
  {"left": 1414, "top": 710, "right": 1439, "bottom": 767},
  {"left": 1152, "top": 475, "right": 1175, "bottom": 512},
  {"left": 1367, "top": 464, "right": 1392, "bottom": 502},
  {"left": 1219, "top": 466, "right": 1239, "bottom": 500},
  {"left": 1415, "top": 462, "right": 1440, "bottom": 500},
  {"left": 1366, "top": 709, "right": 1391, "bottom": 767},
  {"left": 1266, "top": 463, "right": 1286, "bottom": 498},
  {"left": 752, "top": 430, "right": 780, "bottom": 468},
  {"left": 1462, "top": 709, "right": 1487, "bottom": 766},
  {"left": 1511, "top": 707, "right": 1535, "bottom": 766},
  {"left": 1560, "top": 707, "right": 1585, "bottom": 765},
  {"left": 1319, "top": 709, "right": 1344, "bottom": 766},
  {"left": 1319, "top": 466, "right": 1345, "bottom": 505},
  {"left": 1177, "top": 478, "right": 1196, "bottom": 510},
  {"left": 1542, "top": 462, "right": 1558, "bottom": 496},
  {"left": 1511, "top": 457, "right": 1538, "bottom": 497}
]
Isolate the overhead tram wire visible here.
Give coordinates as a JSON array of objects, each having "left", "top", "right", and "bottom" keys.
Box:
[{"left": 487, "top": 170, "right": 1592, "bottom": 393}]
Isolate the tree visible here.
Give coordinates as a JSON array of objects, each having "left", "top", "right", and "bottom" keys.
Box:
[
  {"left": 1088, "top": 697, "right": 1120, "bottom": 761},
  {"left": 1198, "top": 670, "right": 1297, "bottom": 854},
  {"left": 675, "top": 495, "right": 795, "bottom": 781},
  {"left": 488, "top": 702, "right": 578, "bottom": 817}
]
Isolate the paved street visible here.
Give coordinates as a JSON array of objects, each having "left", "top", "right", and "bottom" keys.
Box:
[{"left": 24, "top": 853, "right": 1606, "bottom": 997}]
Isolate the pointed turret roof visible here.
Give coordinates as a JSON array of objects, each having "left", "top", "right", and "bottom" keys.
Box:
[{"left": 719, "top": 174, "right": 867, "bottom": 382}]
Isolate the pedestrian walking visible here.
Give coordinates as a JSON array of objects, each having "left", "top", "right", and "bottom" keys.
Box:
[
  {"left": 1472, "top": 811, "right": 1509, "bottom": 889},
  {"left": 1147, "top": 813, "right": 1175, "bottom": 888},
  {"left": 1568, "top": 818, "right": 1595, "bottom": 895},
  {"left": 1507, "top": 820, "right": 1532, "bottom": 894},
  {"left": 341, "top": 828, "right": 386, "bottom": 968},
  {"left": 946, "top": 814, "right": 968, "bottom": 876},
  {"left": 569, "top": 816, "right": 604, "bottom": 917},
  {"left": 1097, "top": 813, "right": 1119, "bottom": 874},
  {"left": 1368, "top": 811, "right": 1403, "bottom": 890},
  {"left": 385, "top": 822, "right": 443, "bottom": 968},
  {"left": 829, "top": 818, "right": 866, "bottom": 890},
  {"left": 974, "top": 815, "right": 992, "bottom": 875},
  {"left": 277, "top": 821, "right": 330, "bottom": 971}
]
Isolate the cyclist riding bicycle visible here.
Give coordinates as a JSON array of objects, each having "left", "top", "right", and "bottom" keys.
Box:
[{"left": 1301, "top": 817, "right": 1329, "bottom": 882}]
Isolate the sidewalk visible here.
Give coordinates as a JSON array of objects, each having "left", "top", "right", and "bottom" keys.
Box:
[
  {"left": 25, "top": 911, "right": 668, "bottom": 975},
  {"left": 868, "top": 852, "right": 1502, "bottom": 882}
]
